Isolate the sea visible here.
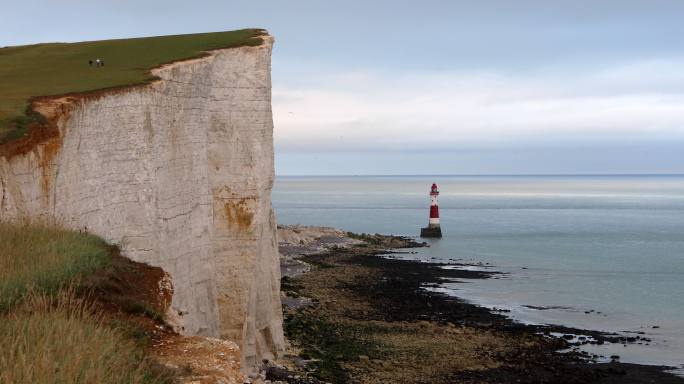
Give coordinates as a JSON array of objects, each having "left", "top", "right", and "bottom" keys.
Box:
[{"left": 273, "top": 175, "right": 684, "bottom": 372}]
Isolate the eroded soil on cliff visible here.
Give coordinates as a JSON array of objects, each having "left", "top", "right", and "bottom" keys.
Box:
[{"left": 82, "top": 248, "right": 244, "bottom": 384}]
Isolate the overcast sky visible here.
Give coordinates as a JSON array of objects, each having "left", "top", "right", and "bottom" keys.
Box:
[{"left": 4, "top": 1, "right": 684, "bottom": 175}]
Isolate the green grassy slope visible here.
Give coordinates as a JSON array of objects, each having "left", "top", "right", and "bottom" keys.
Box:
[
  {"left": 0, "top": 222, "right": 173, "bottom": 383},
  {"left": 0, "top": 221, "right": 110, "bottom": 309},
  {"left": 0, "top": 28, "right": 265, "bottom": 144}
]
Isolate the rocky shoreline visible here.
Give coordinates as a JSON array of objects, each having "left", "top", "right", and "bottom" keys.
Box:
[{"left": 272, "top": 225, "right": 684, "bottom": 384}]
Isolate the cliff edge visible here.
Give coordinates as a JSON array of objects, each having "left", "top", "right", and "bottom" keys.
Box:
[{"left": 0, "top": 33, "right": 284, "bottom": 369}]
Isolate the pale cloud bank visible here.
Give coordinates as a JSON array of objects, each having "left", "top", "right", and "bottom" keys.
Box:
[
  {"left": 273, "top": 59, "right": 684, "bottom": 153},
  {"left": 3, "top": 0, "right": 683, "bottom": 173}
]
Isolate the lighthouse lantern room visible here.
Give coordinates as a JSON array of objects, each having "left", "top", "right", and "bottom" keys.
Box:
[{"left": 420, "top": 183, "right": 443, "bottom": 238}]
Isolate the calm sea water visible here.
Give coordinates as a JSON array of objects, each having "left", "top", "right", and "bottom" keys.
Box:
[{"left": 273, "top": 175, "right": 684, "bottom": 370}]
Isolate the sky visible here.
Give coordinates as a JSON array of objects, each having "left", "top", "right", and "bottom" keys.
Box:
[{"left": 3, "top": 1, "right": 684, "bottom": 175}]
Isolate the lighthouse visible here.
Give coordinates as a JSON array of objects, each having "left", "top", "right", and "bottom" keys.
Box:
[{"left": 420, "top": 183, "right": 442, "bottom": 238}]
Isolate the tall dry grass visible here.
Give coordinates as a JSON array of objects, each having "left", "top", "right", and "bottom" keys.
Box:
[
  {"left": 0, "top": 288, "right": 171, "bottom": 384},
  {"left": 0, "top": 221, "right": 109, "bottom": 310}
]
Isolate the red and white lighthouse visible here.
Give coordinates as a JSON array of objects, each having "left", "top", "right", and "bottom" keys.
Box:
[{"left": 421, "top": 183, "right": 443, "bottom": 238}]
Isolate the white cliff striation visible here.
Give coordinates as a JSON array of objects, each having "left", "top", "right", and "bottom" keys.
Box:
[{"left": 0, "top": 35, "right": 284, "bottom": 368}]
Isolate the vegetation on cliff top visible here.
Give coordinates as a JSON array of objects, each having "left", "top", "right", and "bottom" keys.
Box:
[
  {"left": 0, "top": 222, "right": 172, "bottom": 383},
  {"left": 0, "top": 28, "right": 265, "bottom": 144}
]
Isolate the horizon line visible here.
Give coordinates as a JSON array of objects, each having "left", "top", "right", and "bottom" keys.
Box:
[{"left": 275, "top": 173, "right": 684, "bottom": 177}]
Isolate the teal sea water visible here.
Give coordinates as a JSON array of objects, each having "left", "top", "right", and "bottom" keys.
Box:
[{"left": 273, "top": 175, "right": 684, "bottom": 370}]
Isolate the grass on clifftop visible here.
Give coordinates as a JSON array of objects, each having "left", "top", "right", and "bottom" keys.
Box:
[{"left": 0, "top": 28, "right": 265, "bottom": 144}]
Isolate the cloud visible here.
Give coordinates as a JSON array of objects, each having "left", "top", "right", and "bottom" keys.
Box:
[{"left": 273, "top": 60, "right": 684, "bottom": 152}]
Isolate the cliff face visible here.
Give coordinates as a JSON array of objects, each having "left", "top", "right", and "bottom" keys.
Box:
[{"left": 0, "top": 36, "right": 284, "bottom": 368}]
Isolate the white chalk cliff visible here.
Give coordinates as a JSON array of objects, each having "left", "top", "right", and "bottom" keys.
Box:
[{"left": 0, "top": 35, "right": 284, "bottom": 368}]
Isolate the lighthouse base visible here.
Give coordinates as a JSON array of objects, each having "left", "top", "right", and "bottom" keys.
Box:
[{"left": 420, "top": 225, "right": 442, "bottom": 238}]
